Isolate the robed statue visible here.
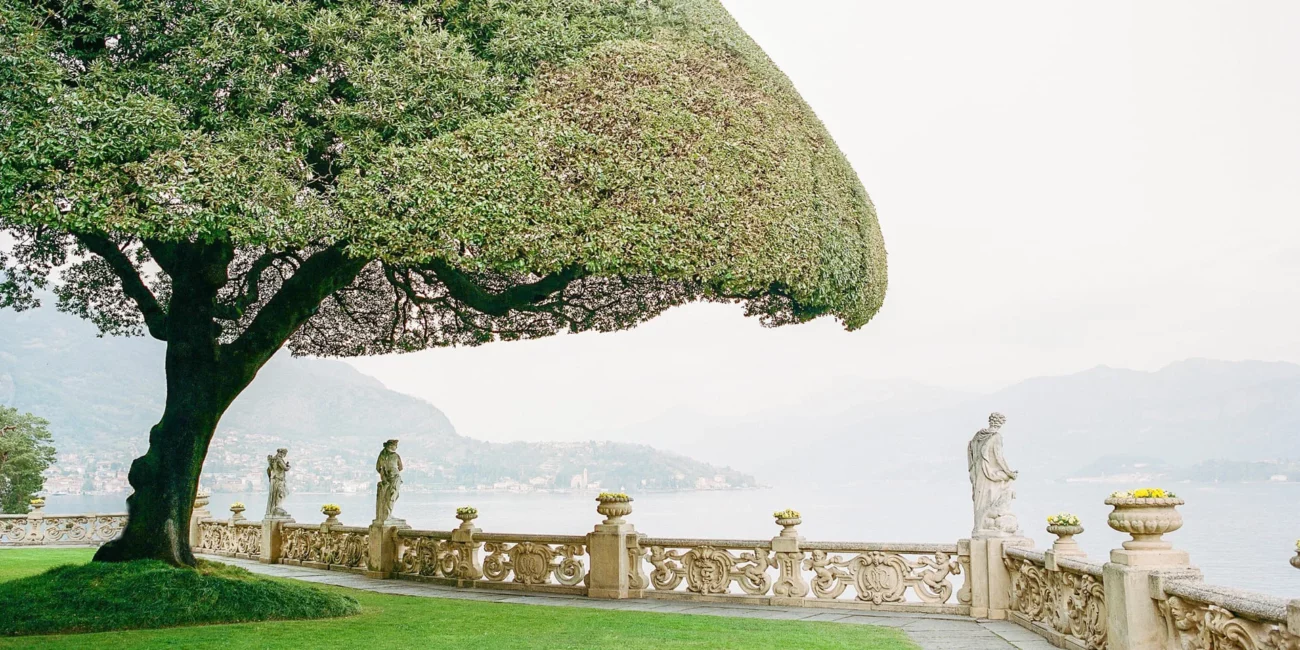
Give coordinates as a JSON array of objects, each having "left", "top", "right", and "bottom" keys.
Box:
[
  {"left": 967, "top": 412, "right": 1020, "bottom": 537},
  {"left": 264, "top": 448, "right": 291, "bottom": 519},
  {"left": 374, "top": 439, "right": 404, "bottom": 525}
]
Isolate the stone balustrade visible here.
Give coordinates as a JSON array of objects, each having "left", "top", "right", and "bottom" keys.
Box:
[
  {"left": 630, "top": 536, "right": 967, "bottom": 614},
  {"left": 194, "top": 519, "right": 266, "bottom": 560},
  {"left": 1155, "top": 580, "right": 1299, "bottom": 650},
  {"left": 278, "top": 524, "right": 370, "bottom": 572},
  {"left": 1005, "top": 545, "right": 1109, "bottom": 650},
  {"left": 0, "top": 511, "right": 126, "bottom": 545}
]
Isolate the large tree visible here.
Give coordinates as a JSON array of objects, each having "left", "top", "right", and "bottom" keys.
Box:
[
  {"left": 0, "top": 406, "right": 57, "bottom": 514},
  {"left": 0, "top": 0, "right": 887, "bottom": 566}
]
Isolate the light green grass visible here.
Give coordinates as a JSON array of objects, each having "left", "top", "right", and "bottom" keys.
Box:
[{"left": 0, "top": 548, "right": 918, "bottom": 649}]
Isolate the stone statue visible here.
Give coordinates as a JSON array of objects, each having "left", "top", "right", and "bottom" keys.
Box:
[
  {"left": 967, "top": 412, "right": 1020, "bottom": 537},
  {"left": 264, "top": 448, "right": 291, "bottom": 519},
  {"left": 374, "top": 439, "right": 404, "bottom": 525}
]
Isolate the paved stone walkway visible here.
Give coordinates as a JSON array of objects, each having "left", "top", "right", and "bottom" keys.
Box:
[{"left": 212, "top": 556, "right": 1053, "bottom": 650}]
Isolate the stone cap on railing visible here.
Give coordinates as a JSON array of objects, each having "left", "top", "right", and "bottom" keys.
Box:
[
  {"left": 1004, "top": 545, "right": 1046, "bottom": 565},
  {"left": 801, "top": 541, "right": 958, "bottom": 554},
  {"left": 638, "top": 537, "right": 771, "bottom": 549},
  {"left": 1054, "top": 555, "right": 1104, "bottom": 577},
  {"left": 1159, "top": 579, "right": 1291, "bottom": 624}
]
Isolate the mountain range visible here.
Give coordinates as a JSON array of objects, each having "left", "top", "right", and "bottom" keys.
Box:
[
  {"left": 598, "top": 360, "right": 1300, "bottom": 483},
  {"left": 0, "top": 304, "right": 756, "bottom": 492}
]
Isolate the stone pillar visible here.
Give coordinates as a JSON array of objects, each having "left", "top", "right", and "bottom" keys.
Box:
[
  {"left": 587, "top": 495, "right": 635, "bottom": 599},
  {"left": 450, "top": 514, "right": 482, "bottom": 586},
  {"left": 1102, "top": 497, "right": 1199, "bottom": 650},
  {"left": 189, "top": 490, "right": 211, "bottom": 549},
  {"left": 260, "top": 517, "right": 292, "bottom": 564},
  {"left": 970, "top": 535, "right": 1031, "bottom": 619},
  {"left": 26, "top": 498, "right": 45, "bottom": 545},
  {"left": 366, "top": 522, "right": 407, "bottom": 579},
  {"left": 770, "top": 512, "right": 808, "bottom": 606}
]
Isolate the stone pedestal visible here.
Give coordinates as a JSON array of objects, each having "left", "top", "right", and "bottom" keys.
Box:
[
  {"left": 587, "top": 522, "right": 634, "bottom": 599},
  {"left": 1104, "top": 550, "right": 1199, "bottom": 650},
  {"left": 188, "top": 491, "right": 211, "bottom": 549},
  {"left": 770, "top": 533, "right": 809, "bottom": 606},
  {"left": 260, "top": 517, "right": 293, "bottom": 564},
  {"left": 366, "top": 521, "right": 409, "bottom": 579},
  {"left": 1289, "top": 600, "right": 1300, "bottom": 633},
  {"left": 970, "top": 536, "right": 1030, "bottom": 619},
  {"left": 26, "top": 504, "right": 45, "bottom": 544}
]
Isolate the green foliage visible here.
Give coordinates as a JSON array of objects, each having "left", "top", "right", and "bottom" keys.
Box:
[
  {"left": 2, "top": 0, "right": 885, "bottom": 352},
  {"left": 0, "top": 406, "right": 55, "bottom": 514},
  {"left": 0, "top": 553, "right": 358, "bottom": 636},
  {"left": 0, "top": 549, "right": 915, "bottom": 648}
]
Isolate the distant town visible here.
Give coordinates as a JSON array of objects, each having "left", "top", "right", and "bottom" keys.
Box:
[{"left": 43, "top": 430, "right": 749, "bottom": 496}]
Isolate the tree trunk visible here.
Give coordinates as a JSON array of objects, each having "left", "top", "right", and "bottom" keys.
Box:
[
  {"left": 92, "top": 377, "right": 230, "bottom": 566},
  {"left": 94, "top": 241, "right": 243, "bottom": 567}
]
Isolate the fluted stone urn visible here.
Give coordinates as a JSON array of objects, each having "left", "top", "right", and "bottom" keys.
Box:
[
  {"left": 774, "top": 510, "right": 802, "bottom": 538},
  {"left": 455, "top": 508, "right": 478, "bottom": 531},
  {"left": 1105, "top": 495, "right": 1184, "bottom": 550},
  {"left": 595, "top": 494, "right": 633, "bottom": 525},
  {"left": 1047, "top": 524, "right": 1084, "bottom": 556},
  {"left": 230, "top": 503, "right": 246, "bottom": 522},
  {"left": 321, "top": 505, "right": 342, "bottom": 527}
]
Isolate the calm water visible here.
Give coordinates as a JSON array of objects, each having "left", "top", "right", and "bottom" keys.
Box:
[{"left": 50, "top": 478, "right": 1300, "bottom": 599}]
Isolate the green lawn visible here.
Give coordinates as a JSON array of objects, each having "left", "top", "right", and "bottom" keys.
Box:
[{"left": 0, "top": 548, "right": 917, "bottom": 649}]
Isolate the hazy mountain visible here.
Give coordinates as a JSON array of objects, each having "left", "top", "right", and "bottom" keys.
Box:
[
  {"left": 0, "top": 305, "right": 755, "bottom": 492},
  {"left": 812, "top": 359, "right": 1300, "bottom": 482}
]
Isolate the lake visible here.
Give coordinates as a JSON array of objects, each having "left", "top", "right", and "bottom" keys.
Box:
[{"left": 48, "top": 477, "right": 1300, "bottom": 599}]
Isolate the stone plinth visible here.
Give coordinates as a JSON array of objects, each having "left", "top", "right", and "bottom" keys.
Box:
[
  {"left": 260, "top": 517, "right": 293, "bottom": 564},
  {"left": 970, "top": 536, "right": 1031, "bottom": 619},
  {"left": 366, "top": 521, "right": 409, "bottom": 579},
  {"left": 587, "top": 522, "right": 634, "bottom": 599}
]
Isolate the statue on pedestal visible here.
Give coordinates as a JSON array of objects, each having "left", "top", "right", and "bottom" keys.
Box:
[
  {"left": 374, "top": 439, "right": 404, "bottom": 525},
  {"left": 967, "top": 412, "right": 1021, "bottom": 537},
  {"left": 264, "top": 448, "right": 291, "bottom": 519}
]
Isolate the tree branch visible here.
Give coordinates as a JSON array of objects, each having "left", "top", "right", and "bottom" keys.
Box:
[
  {"left": 74, "top": 232, "right": 169, "bottom": 341},
  {"left": 223, "top": 244, "right": 369, "bottom": 373},
  {"left": 421, "top": 258, "right": 587, "bottom": 316}
]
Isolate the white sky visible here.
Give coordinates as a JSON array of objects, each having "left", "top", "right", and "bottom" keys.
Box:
[{"left": 351, "top": 0, "right": 1300, "bottom": 442}]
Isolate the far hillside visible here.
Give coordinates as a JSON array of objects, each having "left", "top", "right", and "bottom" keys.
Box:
[{"left": 0, "top": 305, "right": 755, "bottom": 494}]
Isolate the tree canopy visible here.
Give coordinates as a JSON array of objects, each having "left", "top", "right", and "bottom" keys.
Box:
[
  {"left": 2, "top": 0, "right": 886, "bottom": 351},
  {"left": 0, "top": 406, "right": 56, "bottom": 514}
]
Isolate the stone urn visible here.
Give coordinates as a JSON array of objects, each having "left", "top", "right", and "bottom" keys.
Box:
[
  {"left": 1291, "top": 547, "right": 1300, "bottom": 571},
  {"left": 1047, "top": 524, "right": 1084, "bottom": 556},
  {"left": 774, "top": 511, "right": 802, "bottom": 538},
  {"left": 455, "top": 508, "right": 478, "bottom": 531},
  {"left": 595, "top": 494, "right": 633, "bottom": 525},
  {"left": 28, "top": 497, "right": 45, "bottom": 513},
  {"left": 230, "top": 503, "right": 247, "bottom": 522},
  {"left": 194, "top": 489, "right": 211, "bottom": 511},
  {"left": 1105, "top": 495, "right": 1184, "bottom": 550},
  {"left": 321, "top": 505, "right": 342, "bottom": 527}
]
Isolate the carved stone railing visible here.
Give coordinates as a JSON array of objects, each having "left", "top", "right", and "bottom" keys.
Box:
[
  {"left": 394, "top": 527, "right": 589, "bottom": 595},
  {"left": 278, "top": 523, "right": 369, "bottom": 572},
  {"left": 193, "top": 519, "right": 262, "bottom": 559},
  {"left": 0, "top": 513, "right": 126, "bottom": 545},
  {"left": 1004, "top": 545, "right": 1109, "bottom": 650},
  {"left": 1156, "top": 579, "right": 1299, "bottom": 650},
  {"left": 631, "top": 536, "right": 967, "bottom": 614}
]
